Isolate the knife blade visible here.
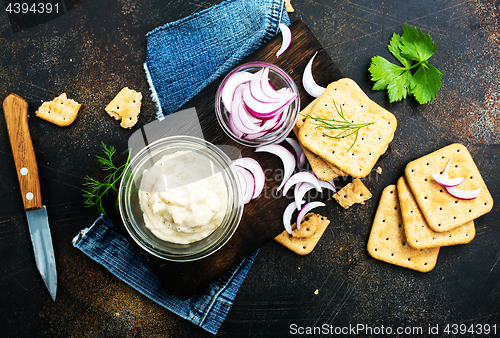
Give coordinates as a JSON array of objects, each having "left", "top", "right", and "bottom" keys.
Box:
[{"left": 2, "top": 93, "right": 57, "bottom": 301}]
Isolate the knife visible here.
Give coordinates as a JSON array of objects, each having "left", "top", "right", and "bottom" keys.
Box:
[{"left": 2, "top": 93, "right": 57, "bottom": 301}]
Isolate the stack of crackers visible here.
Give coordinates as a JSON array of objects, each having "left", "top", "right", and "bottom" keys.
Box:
[
  {"left": 368, "top": 143, "right": 494, "bottom": 272},
  {"left": 275, "top": 78, "right": 397, "bottom": 255},
  {"left": 295, "top": 78, "right": 397, "bottom": 181}
]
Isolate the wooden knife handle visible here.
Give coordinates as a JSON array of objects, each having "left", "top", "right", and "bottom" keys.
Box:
[{"left": 2, "top": 94, "right": 42, "bottom": 210}]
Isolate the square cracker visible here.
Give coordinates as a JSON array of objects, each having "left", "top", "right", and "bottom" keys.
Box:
[
  {"left": 294, "top": 100, "right": 346, "bottom": 181},
  {"left": 298, "top": 78, "right": 397, "bottom": 178},
  {"left": 35, "top": 93, "right": 80, "bottom": 127},
  {"left": 367, "top": 185, "right": 439, "bottom": 272},
  {"left": 274, "top": 213, "right": 330, "bottom": 255},
  {"left": 333, "top": 178, "right": 372, "bottom": 209},
  {"left": 105, "top": 87, "right": 142, "bottom": 128},
  {"left": 397, "top": 176, "right": 475, "bottom": 249},
  {"left": 404, "top": 143, "right": 493, "bottom": 233}
]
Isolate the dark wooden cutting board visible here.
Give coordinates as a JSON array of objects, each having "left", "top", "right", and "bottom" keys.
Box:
[{"left": 104, "top": 20, "right": 343, "bottom": 299}]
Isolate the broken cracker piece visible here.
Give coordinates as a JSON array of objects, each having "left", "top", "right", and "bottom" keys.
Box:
[
  {"left": 333, "top": 178, "right": 372, "bottom": 209},
  {"left": 274, "top": 213, "right": 330, "bottom": 255},
  {"left": 105, "top": 87, "right": 142, "bottom": 129},
  {"left": 35, "top": 93, "right": 81, "bottom": 127}
]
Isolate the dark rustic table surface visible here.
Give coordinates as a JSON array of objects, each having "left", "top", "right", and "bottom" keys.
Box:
[{"left": 1, "top": 0, "right": 499, "bottom": 337}]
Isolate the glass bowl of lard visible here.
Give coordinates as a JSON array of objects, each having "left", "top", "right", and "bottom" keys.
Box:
[
  {"left": 215, "top": 62, "right": 300, "bottom": 147},
  {"left": 118, "top": 135, "right": 244, "bottom": 262}
]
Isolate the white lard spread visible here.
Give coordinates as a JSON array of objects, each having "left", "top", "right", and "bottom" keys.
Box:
[{"left": 138, "top": 151, "right": 228, "bottom": 244}]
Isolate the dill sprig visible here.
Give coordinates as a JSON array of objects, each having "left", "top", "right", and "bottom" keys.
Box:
[
  {"left": 301, "top": 101, "right": 374, "bottom": 152},
  {"left": 82, "top": 141, "right": 130, "bottom": 215}
]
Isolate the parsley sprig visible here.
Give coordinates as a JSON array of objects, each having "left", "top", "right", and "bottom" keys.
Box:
[
  {"left": 301, "top": 101, "right": 374, "bottom": 152},
  {"left": 82, "top": 142, "right": 130, "bottom": 215},
  {"left": 369, "top": 23, "right": 443, "bottom": 104}
]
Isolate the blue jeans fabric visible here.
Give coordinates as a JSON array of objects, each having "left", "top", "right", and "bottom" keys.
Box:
[
  {"left": 73, "top": 215, "right": 259, "bottom": 335},
  {"left": 74, "top": 0, "right": 290, "bottom": 334},
  {"left": 145, "top": 0, "right": 290, "bottom": 118}
]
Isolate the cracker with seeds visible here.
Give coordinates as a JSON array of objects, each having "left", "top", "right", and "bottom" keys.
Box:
[
  {"left": 298, "top": 78, "right": 397, "bottom": 178},
  {"left": 333, "top": 178, "right": 372, "bottom": 209},
  {"left": 274, "top": 213, "right": 330, "bottom": 255},
  {"left": 367, "top": 185, "right": 440, "bottom": 272},
  {"left": 35, "top": 93, "right": 81, "bottom": 127},
  {"left": 397, "top": 176, "right": 475, "bottom": 249},
  {"left": 294, "top": 99, "right": 347, "bottom": 180},
  {"left": 404, "top": 143, "right": 493, "bottom": 233},
  {"left": 105, "top": 87, "right": 142, "bottom": 128}
]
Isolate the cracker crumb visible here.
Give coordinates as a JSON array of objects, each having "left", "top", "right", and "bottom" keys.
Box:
[
  {"left": 285, "top": 0, "right": 294, "bottom": 12},
  {"left": 314, "top": 289, "right": 319, "bottom": 295},
  {"left": 377, "top": 166, "right": 382, "bottom": 174}
]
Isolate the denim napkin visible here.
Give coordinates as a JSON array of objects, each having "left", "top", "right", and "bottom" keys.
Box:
[{"left": 73, "top": 0, "right": 290, "bottom": 334}]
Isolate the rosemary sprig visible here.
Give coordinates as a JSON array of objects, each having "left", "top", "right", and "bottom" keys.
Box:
[
  {"left": 82, "top": 141, "right": 130, "bottom": 215},
  {"left": 301, "top": 101, "right": 374, "bottom": 152}
]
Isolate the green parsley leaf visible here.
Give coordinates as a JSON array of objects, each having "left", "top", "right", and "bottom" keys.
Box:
[{"left": 368, "top": 23, "right": 442, "bottom": 104}]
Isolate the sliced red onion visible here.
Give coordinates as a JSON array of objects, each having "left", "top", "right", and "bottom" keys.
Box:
[
  {"left": 235, "top": 166, "right": 255, "bottom": 204},
  {"left": 255, "top": 144, "right": 296, "bottom": 191},
  {"left": 302, "top": 51, "right": 326, "bottom": 98},
  {"left": 228, "top": 112, "right": 244, "bottom": 137},
  {"left": 260, "top": 67, "right": 294, "bottom": 101},
  {"left": 284, "top": 137, "right": 303, "bottom": 162},
  {"left": 238, "top": 104, "right": 265, "bottom": 129},
  {"left": 249, "top": 76, "right": 294, "bottom": 103},
  {"left": 282, "top": 171, "right": 322, "bottom": 196},
  {"left": 433, "top": 159, "right": 481, "bottom": 200},
  {"left": 296, "top": 201, "right": 325, "bottom": 230},
  {"left": 242, "top": 84, "right": 294, "bottom": 119},
  {"left": 319, "top": 179, "right": 337, "bottom": 193},
  {"left": 298, "top": 152, "right": 307, "bottom": 169},
  {"left": 283, "top": 200, "right": 303, "bottom": 234},
  {"left": 233, "top": 157, "right": 265, "bottom": 199},
  {"left": 294, "top": 182, "right": 316, "bottom": 209},
  {"left": 432, "top": 173, "right": 465, "bottom": 187},
  {"left": 221, "top": 71, "right": 260, "bottom": 112},
  {"left": 229, "top": 84, "right": 245, "bottom": 115},
  {"left": 234, "top": 104, "right": 269, "bottom": 134},
  {"left": 276, "top": 23, "right": 292, "bottom": 58},
  {"left": 445, "top": 186, "right": 482, "bottom": 200}
]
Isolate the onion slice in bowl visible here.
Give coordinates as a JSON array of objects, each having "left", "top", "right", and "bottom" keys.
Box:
[
  {"left": 296, "top": 201, "right": 325, "bottom": 230},
  {"left": 276, "top": 23, "right": 292, "bottom": 58},
  {"left": 233, "top": 157, "right": 265, "bottom": 199},
  {"left": 255, "top": 144, "right": 296, "bottom": 191},
  {"left": 221, "top": 71, "right": 260, "bottom": 112},
  {"left": 302, "top": 51, "right": 326, "bottom": 98},
  {"left": 445, "top": 186, "right": 482, "bottom": 200},
  {"left": 282, "top": 171, "right": 322, "bottom": 196}
]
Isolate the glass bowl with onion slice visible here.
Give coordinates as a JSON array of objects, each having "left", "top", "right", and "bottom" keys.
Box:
[{"left": 215, "top": 62, "right": 300, "bottom": 147}]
